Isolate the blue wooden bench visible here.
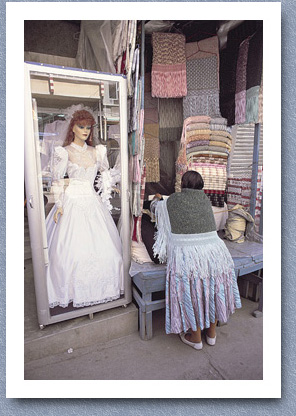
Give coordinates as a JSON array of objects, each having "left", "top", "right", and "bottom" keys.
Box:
[{"left": 131, "top": 236, "right": 263, "bottom": 340}]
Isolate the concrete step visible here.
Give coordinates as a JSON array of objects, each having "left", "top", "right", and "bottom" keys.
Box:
[{"left": 25, "top": 303, "right": 138, "bottom": 364}]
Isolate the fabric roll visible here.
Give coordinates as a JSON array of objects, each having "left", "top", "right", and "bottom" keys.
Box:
[
  {"left": 210, "top": 117, "right": 227, "bottom": 126},
  {"left": 210, "top": 124, "right": 232, "bottom": 133},
  {"left": 151, "top": 32, "right": 187, "bottom": 98},
  {"left": 186, "top": 122, "right": 211, "bottom": 132},
  {"left": 209, "top": 135, "right": 232, "bottom": 146},
  {"left": 209, "top": 130, "right": 232, "bottom": 140},
  {"left": 187, "top": 150, "right": 229, "bottom": 158},
  {"left": 186, "top": 140, "right": 210, "bottom": 149},
  {"left": 189, "top": 154, "right": 228, "bottom": 165},
  {"left": 186, "top": 129, "right": 211, "bottom": 139},
  {"left": 186, "top": 146, "right": 229, "bottom": 156},
  {"left": 186, "top": 134, "right": 211, "bottom": 145},
  {"left": 209, "top": 141, "right": 231, "bottom": 150}
]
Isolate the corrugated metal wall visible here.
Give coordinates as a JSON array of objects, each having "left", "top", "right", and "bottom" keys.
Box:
[{"left": 229, "top": 123, "right": 263, "bottom": 177}]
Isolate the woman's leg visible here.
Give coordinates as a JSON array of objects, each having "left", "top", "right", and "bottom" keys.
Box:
[
  {"left": 185, "top": 327, "right": 202, "bottom": 343},
  {"left": 206, "top": 320, "right": 217, "bottom": 339}
]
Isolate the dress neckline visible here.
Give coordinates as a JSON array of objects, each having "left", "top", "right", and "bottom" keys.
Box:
[{"left": 70, "top": 142, "right": 87, "bottom": 152}]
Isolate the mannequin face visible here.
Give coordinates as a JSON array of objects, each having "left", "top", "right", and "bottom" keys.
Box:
[{"left": 72, "top": 123, "right": 92, "bottom": 143}]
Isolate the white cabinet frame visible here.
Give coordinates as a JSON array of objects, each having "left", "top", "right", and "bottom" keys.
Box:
[{"left": 24, "top": 62, "right": 131, "bottom": 327}]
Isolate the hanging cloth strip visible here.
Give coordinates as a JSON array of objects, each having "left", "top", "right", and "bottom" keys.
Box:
[
  {"left": 159, "top": 98, "right": 183, "bottom": 142},
  {"left": 184, "top": 37, "right": 220, "bottom": 118},
  {"left": 245, "top": 26, "right": 263, "bottom": 124},
  {"left": 143, "top": 124, "right": 160, "bottom": 182},
  {"left": 258, "top": 75, "right": 263, "bottom": 124},
  {"left": 235, "top": 37, "right": 250, "bottom": 124},
  {"left": 151, "top": 32, "right": 187, "bottom": 98}
]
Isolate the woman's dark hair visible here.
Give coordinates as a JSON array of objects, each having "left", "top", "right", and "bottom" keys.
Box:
[
  {"left": 64, "top": 110, "right": 96, "bottom": 147},
  {"left": 181, "top": 170, "right": 204, "bottom": 190}
]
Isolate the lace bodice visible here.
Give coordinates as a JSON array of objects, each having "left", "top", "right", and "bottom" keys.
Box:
[{"left": 52, "top": 143, "right": 109, "bottom": 208}]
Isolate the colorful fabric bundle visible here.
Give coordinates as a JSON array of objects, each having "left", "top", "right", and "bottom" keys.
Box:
[
  {"left": 151, "top": 32, "right": 187, "bottom": 98},
  {"left": 159, "top": 98, "right": 183, "bottom": 142},
  {"left": 175, "top": 116, "right": 231, "bottom": 207}
]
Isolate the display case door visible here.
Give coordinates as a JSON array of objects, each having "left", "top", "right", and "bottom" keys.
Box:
[{"left": 24, "top": 62, "right": 131, "bottom": 327}]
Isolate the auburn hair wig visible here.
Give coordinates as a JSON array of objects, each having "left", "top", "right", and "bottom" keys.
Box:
[{"left": 63, "top": 110, "right": 96, "bottom": 147}]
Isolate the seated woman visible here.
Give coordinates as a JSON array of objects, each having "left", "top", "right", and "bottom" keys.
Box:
[{"left": 153, "top": 170, "right": 241, "bottom": 349}]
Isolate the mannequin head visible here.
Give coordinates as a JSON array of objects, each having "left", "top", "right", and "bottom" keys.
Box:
[{"left": 64, "top": 110, "right": 96, "bottom": 147}]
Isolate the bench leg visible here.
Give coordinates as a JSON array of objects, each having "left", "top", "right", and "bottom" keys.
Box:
[
  {"left": 253, "top": 280, "right": 263, "bottom": 318},
  {"left": 139, "top": 307, "right": 147, "bottom": 340},
  {"left": 143, "top": 293, "right": 153, "bottom": 340},
  {"left": 145, "top": 311, "right": 153, "bottom": 340}
]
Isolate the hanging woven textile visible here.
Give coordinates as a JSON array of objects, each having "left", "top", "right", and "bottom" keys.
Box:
[
  {"left": 143, "top": 123, "right": 160, "bottom": 183},
  {"left": 159, "top": 98, "right": 183, "bottom": 142},
  {"left": 151, "top": 32, "right": 187, "bottom": 98},
  {"left": 183, "top": 36, "right": 220, "bottom": 118},
  {"left": 245, "top": 26, "right": 263, "bottom": 124},
  {"left": 235, "top": 37, "right": 249, "bottom": 124}
]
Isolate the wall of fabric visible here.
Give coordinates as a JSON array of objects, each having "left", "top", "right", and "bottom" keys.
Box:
[{"left": 219, "top": 21, "right": 263, "bottom": 126}]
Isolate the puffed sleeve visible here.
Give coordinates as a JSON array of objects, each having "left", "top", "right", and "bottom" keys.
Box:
[
  {"left": 96, "top": 144, "right": 109, "bottom": 172},
  {"left": 51, "top": 146, "right": 68, "bottom": 208}
]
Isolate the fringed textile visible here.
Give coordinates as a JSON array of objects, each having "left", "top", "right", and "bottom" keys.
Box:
[
  {"left": 151, "top": 32, "right": 187, "bottom": 98},
  {"left": 153, "top": 200, "right": 241, "bottom": 333}
]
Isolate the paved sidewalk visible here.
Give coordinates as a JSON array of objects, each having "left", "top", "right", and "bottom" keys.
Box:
[{"left": 24, "top": 297, "right": 262, "bottom": 380}]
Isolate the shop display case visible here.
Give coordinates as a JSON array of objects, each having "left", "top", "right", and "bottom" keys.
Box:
[{"left": 24, "top": 62, "right": 131, "bottom": 328}]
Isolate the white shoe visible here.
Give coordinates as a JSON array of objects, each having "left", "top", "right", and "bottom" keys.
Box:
[
  {"left": 180, "top": 332, "right": 203, "bottom": 350},
  {"left": 206, "top": 335, "right": 216, "bottom": 346}
]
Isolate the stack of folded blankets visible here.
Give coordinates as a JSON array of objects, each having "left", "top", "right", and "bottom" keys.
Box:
[{"left": 175, "top": 116, "right": 232, "bottom": 208}]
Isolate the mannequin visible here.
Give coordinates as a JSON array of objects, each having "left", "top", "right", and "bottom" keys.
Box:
[{"left": 45, "top": 109, "right": 124, "bottom": 309}]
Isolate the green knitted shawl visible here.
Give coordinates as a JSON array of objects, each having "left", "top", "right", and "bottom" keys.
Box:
[{"left": 166, "top": 188, "right": 216, "bottom": 234}]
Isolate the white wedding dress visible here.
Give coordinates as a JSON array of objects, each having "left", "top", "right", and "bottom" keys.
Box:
[{"left": 46, "top": 142, "right": 124, "bottom": 308}]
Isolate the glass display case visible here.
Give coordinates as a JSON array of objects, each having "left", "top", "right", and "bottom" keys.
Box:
[{"left": 24, "top": 62, "right": 131, "bottom": 327}]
